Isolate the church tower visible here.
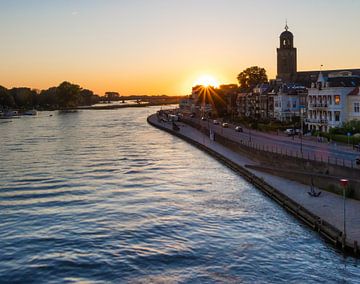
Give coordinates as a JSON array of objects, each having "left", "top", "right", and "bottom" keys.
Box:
[{"left": 277, "top": 23, "right": 297, "bottom": 83}]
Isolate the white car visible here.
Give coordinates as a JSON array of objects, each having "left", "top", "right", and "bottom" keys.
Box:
[
  {"left": 284, "top": 129, "right": 295, "bottom": 136},
  {"left": 213, "top": 120, "right": 220, "bottom": 125},
  {"left": 235, "top": 126, "right": 243, "bottom": 132},
  {"left": 222, "top": 123, "right": 229, "bottom": 128}
]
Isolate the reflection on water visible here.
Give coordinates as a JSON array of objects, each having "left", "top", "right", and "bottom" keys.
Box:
[{"left": 0, "top": 108, "right": 359, "bottom": 283}]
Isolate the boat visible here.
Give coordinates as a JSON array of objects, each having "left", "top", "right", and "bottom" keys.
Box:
[
  {"left": 0, "top": 110, "right": 19, "bottom": 119},
  {"left": 23, "top": 109, "right": 37, "bottom": 116}
]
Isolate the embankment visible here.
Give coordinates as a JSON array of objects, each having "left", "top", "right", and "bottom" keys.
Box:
[{"left": 147, "top": 114, "right": 360, "bottom": 256}]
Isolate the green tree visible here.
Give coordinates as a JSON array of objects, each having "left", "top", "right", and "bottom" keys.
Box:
[
  {"left": 56, "top": 81, "right": 81, "bottom": 108},
  {"left": 0, "top": 85, "right": 15, "bottom": 108},
  {"left": 237, "top": 66, "right": 268, "bottom": 90},
  {"left": 10, "top": 87, "right": 37, "bottom": 108},
  {"left": 79, "top": 89, "right": 95, "bottom": 106},
  {"left": 39, "top": 87, "right": 58, "bottom": 108}
]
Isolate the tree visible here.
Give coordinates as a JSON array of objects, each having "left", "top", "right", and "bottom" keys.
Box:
[
  {"left": 39, "top": 87, "right": 58, "bottom": 108},
  {"left": 237, "top": 66, "right": 268, "bottom": 90},
  {"left": 79, "top": 89, "right": 95, "bottom": 106},
  {"left": 56, "top": 81, "right": 81, "bottom": 108},
  {"left": 10, "top": 87, "right": 37, "bottom": 108},
  {"left": 0, "top": 86, "right": 15, "bottom": 108}
]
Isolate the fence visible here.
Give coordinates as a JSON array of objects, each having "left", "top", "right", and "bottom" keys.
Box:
[{"left": 182, "top": 118, "right": 358, "bottom": 170}]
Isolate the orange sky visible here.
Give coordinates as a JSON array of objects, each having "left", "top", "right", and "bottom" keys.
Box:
[{"left": 0, "top": 1, "right": 359, "bottom": 96}]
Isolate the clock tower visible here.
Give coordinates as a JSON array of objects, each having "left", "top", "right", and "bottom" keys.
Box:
[{"left": 277, "top": 23, "right": 297, "bottom": 83}]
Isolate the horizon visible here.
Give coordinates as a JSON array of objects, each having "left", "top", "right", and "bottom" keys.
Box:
[{"left": 1, "top": 0, "right": 359, "bottom": 96}]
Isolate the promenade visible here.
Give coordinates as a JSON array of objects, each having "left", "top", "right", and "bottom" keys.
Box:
[
  {"left": 187, "top": 117, "right": 360, "bottom": 167},
  {"left": 148, "top": 114, "right": 360, "bottom": 254}
]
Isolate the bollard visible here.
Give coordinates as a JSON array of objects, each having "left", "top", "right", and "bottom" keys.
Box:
[{"left": 354, "top": 241, "right": 358, "bottom": 254}]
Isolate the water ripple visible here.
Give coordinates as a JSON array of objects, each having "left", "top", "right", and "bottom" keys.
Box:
[{"left": 0, "top": 108, "right": 359, "bottom": 283}]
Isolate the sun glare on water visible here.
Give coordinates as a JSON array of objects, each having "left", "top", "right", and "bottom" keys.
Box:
[{"left": 194, "top": 75, "right": 219, "bottom": 88}]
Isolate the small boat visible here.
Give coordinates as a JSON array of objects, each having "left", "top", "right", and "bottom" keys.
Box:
[
  {"left": 23, "top": 109, "right": 37, "bottom": 116},
  {"left": 0, "top": 110, "right": 19, "bottom": 119}
]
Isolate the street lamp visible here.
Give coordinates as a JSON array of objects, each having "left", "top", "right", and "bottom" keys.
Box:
[
  {"left": 249, "top": 123, "right": 252, "bottom": 142},
  {"left": 339, "top": 178, "right": 349, "bottom": 249},
  {"left": 300, "top": 107, "right": 304, "bottom": 154}
]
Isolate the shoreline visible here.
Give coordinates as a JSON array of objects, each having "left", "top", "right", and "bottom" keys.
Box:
[{"left": 147, "top": 113, "right": 360, "bottom": 257}]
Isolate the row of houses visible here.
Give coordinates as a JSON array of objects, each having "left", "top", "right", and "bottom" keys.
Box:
[{"left": 180, "top": 71, "right": 360, "bottom": 133}]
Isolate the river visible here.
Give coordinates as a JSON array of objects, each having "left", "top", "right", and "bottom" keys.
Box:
[{"left": 0, "top": 107, "right": 359, "bottom": 283}]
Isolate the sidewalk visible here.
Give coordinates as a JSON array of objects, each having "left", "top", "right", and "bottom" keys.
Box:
[{"left": 149, "top": 114, "right": 360, "bottom": 249}]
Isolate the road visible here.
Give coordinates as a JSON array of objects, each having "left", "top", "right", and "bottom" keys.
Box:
[{"left": 187, "top": 117, "right": 360, "bottom": 168}]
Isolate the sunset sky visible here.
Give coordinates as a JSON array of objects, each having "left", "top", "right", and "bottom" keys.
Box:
[{"left": 0, "top": 0, "right": 359, "bottom": 96}]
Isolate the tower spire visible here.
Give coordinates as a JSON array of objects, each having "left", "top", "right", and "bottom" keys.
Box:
[{"left": 285, "top": 19, "right": 289, "bottom": 31}]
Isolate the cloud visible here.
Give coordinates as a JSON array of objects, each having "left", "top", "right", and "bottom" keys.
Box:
[{"left": 71, "top": 11, "right": 79, "bottom": 16}]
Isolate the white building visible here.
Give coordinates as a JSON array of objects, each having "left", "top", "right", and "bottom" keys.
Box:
[
  {"left": 273, "top": 84, "right": 307, "bottom": 121},
  {"left": 306, "top": 72, "right": 360, "bottom": 132}
]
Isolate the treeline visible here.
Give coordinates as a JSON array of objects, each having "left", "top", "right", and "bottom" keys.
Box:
[{"left": 0, "top": 81, "right": 101, "bottom": 110}]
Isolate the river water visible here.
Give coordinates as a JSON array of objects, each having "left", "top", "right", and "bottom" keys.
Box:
[{"left": 0, "top": 107, "right": 359, "bottom": 283}]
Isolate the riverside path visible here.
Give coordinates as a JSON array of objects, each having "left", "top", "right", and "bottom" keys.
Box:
[
  {"left": 188, "top": 117, "right": 360, "bottom": 167},
  {"left": 148, "top": 114, "right": 360, "bottom": 254}
]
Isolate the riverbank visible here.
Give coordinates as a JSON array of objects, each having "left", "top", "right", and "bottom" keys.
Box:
[{"left": 147, "top": 113, "right": 360, "bottom": 256}]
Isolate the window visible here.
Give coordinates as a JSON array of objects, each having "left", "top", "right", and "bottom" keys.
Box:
[
  {"left": 335, "top": 111, "right": 340, "bottom": 122},
  {"left": 334, "top": 95, "right": 340, "bottom": 105},
  {"left": 329, "top": 96, "right": 332, "bottom": 105},
  {"left": 354, "top": 102, "right": 360, "bottom": 113}
]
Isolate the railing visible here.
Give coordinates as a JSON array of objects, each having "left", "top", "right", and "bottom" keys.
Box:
[
  {"left": 182, "top": 117, "right": 357, "bottom": 169},
  {"left": 305, "top": 118, "right": 328, "bottom": 124},
  {"left": 310, "top": 103, "right": 328, "bottom": 108}
]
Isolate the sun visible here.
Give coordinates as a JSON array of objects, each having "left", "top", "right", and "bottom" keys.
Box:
[{"left": 194, "top": 75, "right": 219, "bottom": 88}]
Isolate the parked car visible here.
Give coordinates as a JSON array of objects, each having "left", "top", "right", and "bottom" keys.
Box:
[
  {"left": 222, "top": 122, "right": 229, "bottom": 128},
  {"left": 190, "top": 113, "right": 195, "bottom": 118},
  {"left": 284, "top": 128, "right": 295, "bottom": 136},
  {"left": 356, "top": 157, "right": 360, "bottom": 165},
  {"left": 235, "top": 126, "right": 243, "bottom": 132},
  {"left": 213, "top": 120, "right": 220, "bottom": 125},
  {"left": 201, "top": 116, "right": 207, "bottom": 121}
]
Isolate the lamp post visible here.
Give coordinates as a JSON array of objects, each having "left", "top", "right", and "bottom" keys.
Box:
[
  {"left": 352, "top": 127, "right": 355, "bottom": 149},
  {"left": 300, "top": 107, "right": 304, "bottom": 154},
  {"left": 249, "top": 123, "right": 252, "bottom": 142},
  {"left": 340, "top": 178, "right": 349, "bottom": 249}
]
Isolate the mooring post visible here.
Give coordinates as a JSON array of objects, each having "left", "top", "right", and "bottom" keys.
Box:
[
  {"left": 354, "top": 241, "right": 358, "bottom": 254},
  {"left": 340, "top": 179, "right": 348, "bottom": 250}
]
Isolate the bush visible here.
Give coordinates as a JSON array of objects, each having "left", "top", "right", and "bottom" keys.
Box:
[
  {"left": 329, "top": 120, "right": 360, "bottom": 136},
  {"left": 320, "top": 132, "right": 360, "bottom": 145},
  {"left": 326, "top": 184, "right": 354, "bottom": 198}
]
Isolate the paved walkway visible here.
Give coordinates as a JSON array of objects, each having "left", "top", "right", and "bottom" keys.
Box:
[
  {"left": 149, "top": 115, "right": 360, "bottom": 245},
  {"left": 187, "top": 117, "right": 360, "bottom": 165}
]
